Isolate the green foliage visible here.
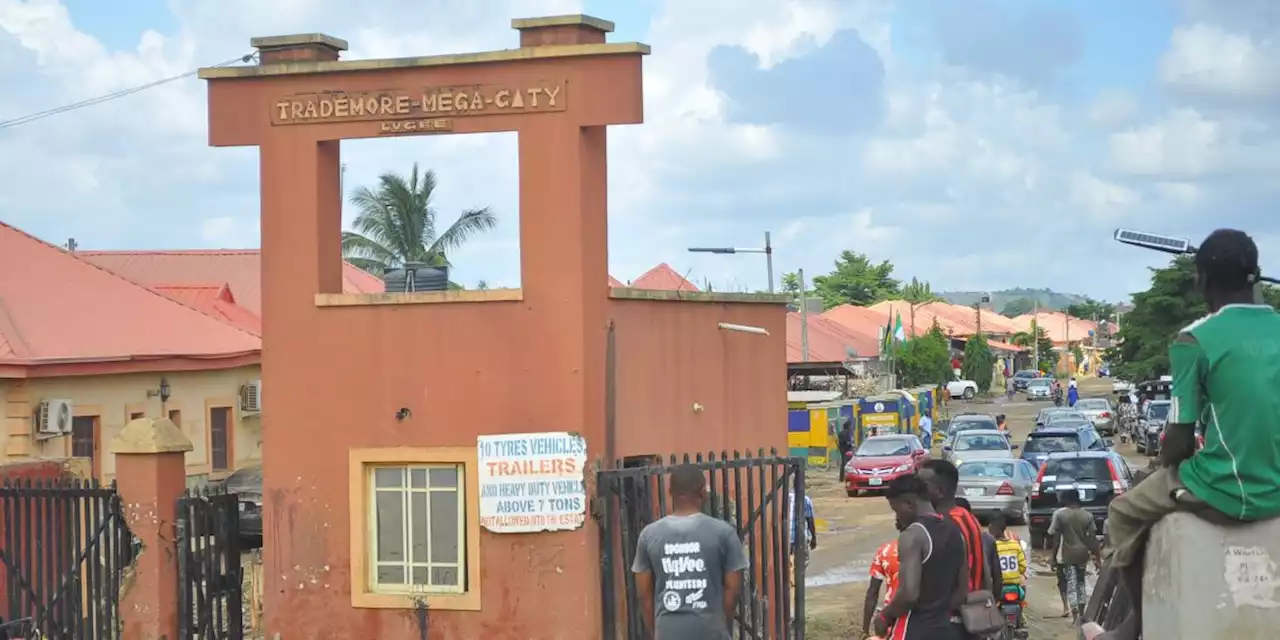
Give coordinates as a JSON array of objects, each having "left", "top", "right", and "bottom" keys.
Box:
[
  {"left": 1065, "top": 298, "right": 1117, "bottom": 323},
  {"left": 780, "top": 272, "right": 802, "bottom": 301},
  {"left": 341, "top": 163, "right": 497, "bottom": 274},
  {"left": 811, "top": 251, "right": 900, "bottom": 308},
  {"left": 1106, "top": 257, "right": 1204, "bottom": 382},
  {"left": 1010, "top": 323, "right": 1057, "bottom": 372},
  {"left": 961, "top": 333, "right": 995, "bottom": 392},
  {"left": 901, "top": 277, "right": 940, "bottom": 304},
  {"left": 1070, "top": 342, "right": 1084, "bottom": 372},
  {"left": 895, "top": 322, "right": 953, "bottom": 387},
  {"left": 1107, "top": 257, "right": 1280, "bottom": 382},
  {"left": 1000, "top": 297, "right": 1036, "bottom": 317}
]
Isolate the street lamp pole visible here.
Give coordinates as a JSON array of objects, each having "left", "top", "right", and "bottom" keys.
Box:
[{"left": 688, "top": 231, "right": 775, "bottom": 293}]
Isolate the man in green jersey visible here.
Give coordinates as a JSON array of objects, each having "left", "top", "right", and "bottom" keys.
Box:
[{"left": 1089, "top": 229, "right": 1280, "bottom": 640}]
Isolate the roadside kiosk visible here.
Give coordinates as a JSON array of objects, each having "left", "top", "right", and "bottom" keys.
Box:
[{"left": 857, "top": 394, "right": 902, "bottom": 443}]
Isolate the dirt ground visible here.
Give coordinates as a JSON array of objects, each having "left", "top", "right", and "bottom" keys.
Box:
[{"left": 803, "top": 377, "right": 1134, "bottom": 640}]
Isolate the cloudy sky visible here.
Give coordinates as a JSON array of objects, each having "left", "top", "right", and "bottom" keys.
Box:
[{"left": 2, "top": 0, "right": 1277, "bottom": 301}]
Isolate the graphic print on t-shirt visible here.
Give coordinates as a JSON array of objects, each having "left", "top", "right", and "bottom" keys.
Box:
[{"left": 659, "top": 541, "right": 711, "bottom": 612}]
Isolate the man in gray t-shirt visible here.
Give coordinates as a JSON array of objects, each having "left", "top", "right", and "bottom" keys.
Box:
[{"left": 631, "top": 465, "right": 749, "bottom": 639}]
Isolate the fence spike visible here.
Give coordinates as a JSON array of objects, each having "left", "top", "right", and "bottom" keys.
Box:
[
  {"left": 681, "top": 453, "right": 690, "bottom": 464},
  {"left": 732, "top": 450, "right": 741, "bottom": 459},
  {"left": 695, "top": 452, "right": 704, "bottom": 463}
]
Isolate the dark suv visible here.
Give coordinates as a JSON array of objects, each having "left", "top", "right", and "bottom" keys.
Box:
[
  {"left": 1027, "top": 451, "right": 1134, "bottom": 548},
  {"left": 1019, "top": 425, "right": 1110, "bottom": 470}
]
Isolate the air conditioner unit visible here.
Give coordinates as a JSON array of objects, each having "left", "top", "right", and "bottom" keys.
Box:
[
  {"left": 240, "top": 380, "right": 262, "bottom": 413},
  {"left": 34, "top": 399, "right": 74, "bottom": 437}
]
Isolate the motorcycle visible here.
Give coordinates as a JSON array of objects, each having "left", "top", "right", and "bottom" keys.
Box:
[
  {"left": 998, "top": 585, "right": 1029, "bottom": 640},
  {"left": 1052, "top": 389, "right": 1064, "bottom": 407}
]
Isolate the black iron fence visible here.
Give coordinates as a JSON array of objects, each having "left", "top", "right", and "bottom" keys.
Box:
[
  {"left": 0, "top": 478, "right": 136, "bottom": 640},
  {"left": 175, "top": 487, "right": 243, "bottom": 640},
  {"left": 596, "top": 450, "right": 807, "bottom": 640}
]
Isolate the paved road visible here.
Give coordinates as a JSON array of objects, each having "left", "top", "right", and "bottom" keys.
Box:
[{"left": 803, "top": 378, "right": 1138, "bottom": 639}]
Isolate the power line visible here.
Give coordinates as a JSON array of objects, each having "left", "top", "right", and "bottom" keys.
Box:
[{"left": 0, "top": 53, "right": 256, "bottom": 131}]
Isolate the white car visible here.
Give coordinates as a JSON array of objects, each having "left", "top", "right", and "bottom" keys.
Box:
[
  {"left": 947, "top": 379, "right": 978, "bottom": 400},
  {"left": 1112, "top": 379, "right": 1134, "bottom": 393}
]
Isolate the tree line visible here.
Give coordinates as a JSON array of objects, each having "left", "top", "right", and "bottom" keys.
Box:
[{"left": 1106, "top": 256, "right": 1280, "bottom": 382}]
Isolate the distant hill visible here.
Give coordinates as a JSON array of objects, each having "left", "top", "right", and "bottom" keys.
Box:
[{"left": 938, "top": 288, "right": 1091, "bottom": 313}]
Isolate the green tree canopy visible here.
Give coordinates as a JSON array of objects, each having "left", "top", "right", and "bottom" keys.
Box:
[
  {"left": 901, "top": 277, "right": 940, "bottom": 304},
  {"left": 341, "top": 163, "right": 497, "bottom": 274},
  {"left": 1066, "top": 298, "right": 1117, "bottom": 323},
  {"left": 1105, "top": 257, "right": 1203, "bottom": 382},
  {"left": 895, "top": 321, "right": 953, "bottom": 387},
  {"left": 1010, "top": 323, "right": 1057, "bottom": 372},
  {"left": 811, "top": 251, "right": 900, "bottom": 308},
  {"left": 780, "top": 272, "right": 802, "bottom": 301},
  {"left": 961, "top": 333, "right": 995, "bottom": 392},
  {"left": 1000, "top": 297, "right": 1036, "bottom": 317}
]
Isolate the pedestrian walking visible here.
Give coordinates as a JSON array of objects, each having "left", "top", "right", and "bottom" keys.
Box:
[
  {"left": 1005, "top": 376, "right": 1015, "bottom": 401},
  {"left": 1048, "top": 490, "right": 1102, "bottom": 621}
]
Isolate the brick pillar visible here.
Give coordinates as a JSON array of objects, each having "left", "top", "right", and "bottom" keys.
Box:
[{"left": 111, "top": 417, "right": 193, "bottom": 640}]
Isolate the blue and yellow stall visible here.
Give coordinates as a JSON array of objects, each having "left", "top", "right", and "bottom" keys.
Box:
[{"left": 787, "top": 395, "right": 855, "bottom": 466}]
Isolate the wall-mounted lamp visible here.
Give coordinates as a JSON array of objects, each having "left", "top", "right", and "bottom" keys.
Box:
[{"left": 147, "top": 377, "right": 172, "bottom": 403}]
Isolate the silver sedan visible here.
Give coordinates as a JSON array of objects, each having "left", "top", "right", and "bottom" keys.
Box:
[
  {"left": 955, "top": 458, "right": 1038, "bottom": 524},
  {"left": 1073, "top": 397, "right": 1116, "bottom": 435}
]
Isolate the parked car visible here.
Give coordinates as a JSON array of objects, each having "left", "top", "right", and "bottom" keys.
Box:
[
  {"left": 956, "top": 458, "right": 1039, "bottom": 524},
  {"left": 943, "top": 429, "right": 1019, "bottom": 466},
  {"left": 844, "top": 434, "right": 930, "bottom": 497},
  {"left": 1025, "top": 378, "right": 1053, "bottom": 401},
  {"left": 1135, "top": 400, "right": 1173, "bottom": 456},
  {"left": 212, "top": 465, "right": 263, "bottom": 549},
  {"left": 947, "top": 377, "right": 979, "bottom": 400},
  {"left": 1012, "top": 370, "right": 1040, "bottom": 391},
  {"left": 1035, "top": 407, "right": 1086, "bottom": 428},
  {"left": 1019, "top": 426, "right": 1111, "bottom": 470},
  {"left": 1043, "top": 415, "right": 1093, "bottom": 432},
  {"left": 1073, "top": 397, "right": 1116, "bottom": 435},
  {"left": 1027, "top": 451, "right": 1135, "bottom": 548},
  {"left": 1112, "top": 379, "right": 1134, "bottom": 393},
  {"left": 942, "top": 414, "right": 1000, "bottom": 449}
]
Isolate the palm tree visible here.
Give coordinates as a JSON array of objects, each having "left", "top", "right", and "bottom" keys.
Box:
[{"left": 341, "top": 163, "right": 497, "bottom": 274}]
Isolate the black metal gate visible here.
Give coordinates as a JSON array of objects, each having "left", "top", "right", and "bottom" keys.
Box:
[
  {"left": 175, "top": 487, "right": 243, "bottom": 640},
  {"left": 0, "top": 478, "right": 136, "bottom": 640},
  {"left": 596, "top": 450, "right": 807, "bottom": 640}
]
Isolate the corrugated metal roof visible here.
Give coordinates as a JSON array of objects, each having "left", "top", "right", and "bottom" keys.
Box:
[
  {"left": 1011, "top": 311, "right": 1098, "bottom": 344},
  {"left": 627, "top": 263, "right": 700, "bottom": 292},
  {"left": 79, "top": 249, "right": 385, "bottom": 315},
  {"left": 0, "top": 223, "right": 261, "bottom": 367},
  {"left": 786, "top": 312, "right": 880, "bottom": 363}
]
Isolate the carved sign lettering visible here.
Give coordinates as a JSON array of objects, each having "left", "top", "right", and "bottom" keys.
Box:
[{"left": 272, "top": 82, "right": 566, "bottom": 125}]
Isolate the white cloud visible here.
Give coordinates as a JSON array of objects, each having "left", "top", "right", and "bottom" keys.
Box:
[
  {"left": 1088, "top": 88, "right": 1139, "bottom": 128},
  {"left": 4, "top": 0, "right": 1280, "bottom": 301},
  {"left": 1159, "top": 23, "right": 1280, "bottom": 108}
]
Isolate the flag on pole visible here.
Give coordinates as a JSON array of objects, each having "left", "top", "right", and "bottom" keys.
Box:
[
  {"left": 893, "top": 312, "right": 906, "bottom": 342},
  {"left": 882, "top": 307, "right": 894, "bottom": 355}
]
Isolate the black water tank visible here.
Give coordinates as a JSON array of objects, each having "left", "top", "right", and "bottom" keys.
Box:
[{"left": 383, "top": 263, "right": 449, "bottom": 292}]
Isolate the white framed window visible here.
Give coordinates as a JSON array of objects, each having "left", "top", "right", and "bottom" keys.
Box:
[{"left": 369, "top": 464, "right": 466, "bottom": 595}]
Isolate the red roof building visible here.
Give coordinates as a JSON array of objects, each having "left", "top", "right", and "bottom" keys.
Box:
[
  {"left": 0, "top": 224, "right": 261, "bottom": 377},
  {"left": 79, "top": 249, "right": 384, "bottom": 316}
]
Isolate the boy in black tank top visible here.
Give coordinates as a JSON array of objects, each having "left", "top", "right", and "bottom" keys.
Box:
[{"left": 874, "top": 474, "right": 970, "bottom": 640}]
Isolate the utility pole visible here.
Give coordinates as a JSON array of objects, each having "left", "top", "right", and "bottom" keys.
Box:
[
  {"left": 799, "top": 269, "right": 809, "bottom": 362},
  {"left": 1032, "top": 299, "right": 1039, "bottom": 371},
  {"left": 764, "top": 231, "right": 774, "bottom": 295},
  {"left": 1065, "top": 311, "right": 1071, "bottom": 376}
]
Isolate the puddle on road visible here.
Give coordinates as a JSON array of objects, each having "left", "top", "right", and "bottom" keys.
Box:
[{"left": 806, "top": 559, "right": 873, "bottom": 588}]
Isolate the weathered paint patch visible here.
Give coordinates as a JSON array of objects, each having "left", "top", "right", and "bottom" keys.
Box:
[{"left": 1224, "top": 545, "right": 1279, "bottom": 608}]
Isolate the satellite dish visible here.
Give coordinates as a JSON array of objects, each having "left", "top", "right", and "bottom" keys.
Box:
[{"left": 845, "top": 346, "right": 858, "bottom": 358}]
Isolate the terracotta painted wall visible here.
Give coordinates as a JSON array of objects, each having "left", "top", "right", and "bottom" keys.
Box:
[
  {"left": 610, "top": 300, "right": 787, "bottom": 458},
  {"left": 0, "top": 367, "right": 262, "bottom": 481}
]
